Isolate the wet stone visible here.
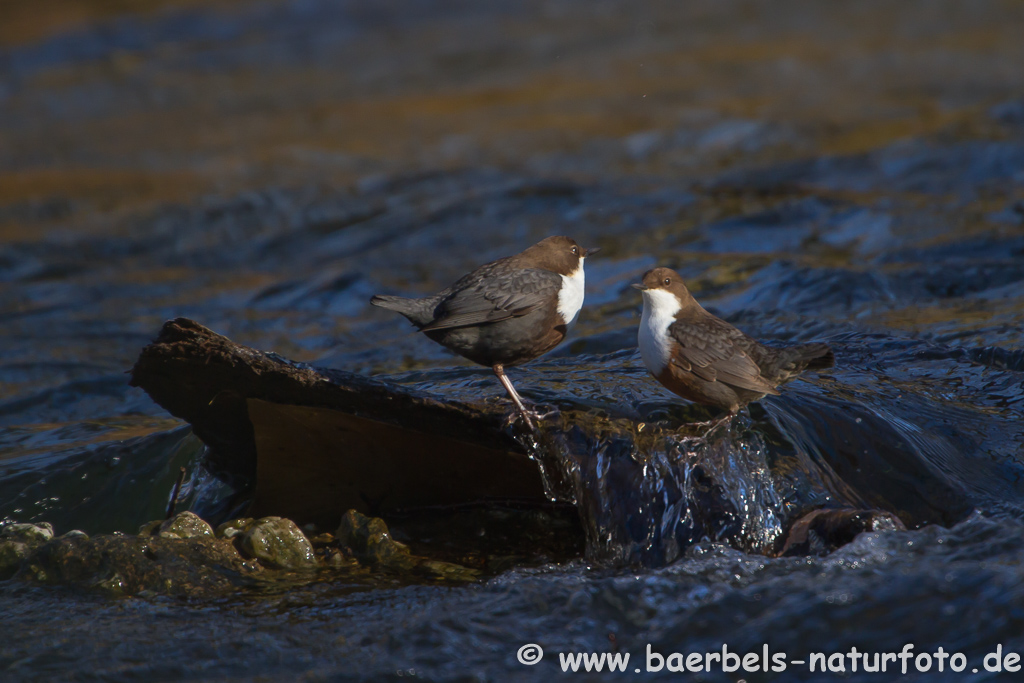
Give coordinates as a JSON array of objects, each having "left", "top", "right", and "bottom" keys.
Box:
[
  {"left": 157, "top": 511, "right": 215, "bottom": 539},
  {"left": 139, "top": 512, "right": 216, "bottom": 539},
  {"left": 0, "top": 522, "right": 55, "bottom": 544},
  {"left": 215, "top": 517, "right": 255, "bottom": 540},
  {"left": 16, "top": 534, "right": 261, "bottom": 597},
  {"left": 323, "top": 547, "right": 360, "bottom": 569},
  {"left": 309, "top": 532, "right": 336, "bottom": 546},
  {"left": 0, "top": 523, "right": 58, "bottom": 580},
  {"left": 238, "top": 517, "right": 317, "bottom": 570},
  {"left": 138, "top": 520, "right": 161, "bottom": 536},
  {"left": 336, "top": 509, "right": 414, "bottom": 570},
  {"left": 0, "top": 541, "right": 31, "bottom": 580}
]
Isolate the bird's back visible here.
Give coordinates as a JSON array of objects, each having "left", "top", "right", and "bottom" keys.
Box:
[{"left": 670, "top": 307, "right": 833, "bottom": 395}]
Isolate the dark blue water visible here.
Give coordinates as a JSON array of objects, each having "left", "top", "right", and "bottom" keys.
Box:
[{"left": 2, "top": 0, "right": 1024, "bottom": 680}]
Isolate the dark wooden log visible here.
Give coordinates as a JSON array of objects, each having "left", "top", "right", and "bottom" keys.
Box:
[{"left": 129, "top": 318, "right": 550, "bottom": 529}]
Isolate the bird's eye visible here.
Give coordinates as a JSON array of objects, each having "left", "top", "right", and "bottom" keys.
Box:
[
  {"left": 663, "top": 277, "right": 671, "bottom": 286},
  {"left": 571, "top": 246, "right": 579, "bottom": 255}
]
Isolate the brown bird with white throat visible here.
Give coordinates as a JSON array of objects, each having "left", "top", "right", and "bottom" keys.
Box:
[
  {"left": 634, "top": 267, "right": 833, "bottom": 434},
  {"left": 371, "top": 236, "right": 597, "bottom": 429}
]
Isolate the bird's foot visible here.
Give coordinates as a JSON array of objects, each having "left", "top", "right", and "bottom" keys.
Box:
[
  {"left": 685, "top": 415, "right": 727, "bottom": 429},
  {"left": 502, "top": 404, "right": 559, "bottom": 431},
  {"left": 678, "top": 413, "right": 735, "bottom": 444},
  {"left": 503, "top": 408, "right": 535, "bottom": 431},
  {"left": 531, "top": 406, "right": 561, "bottom": 422}
]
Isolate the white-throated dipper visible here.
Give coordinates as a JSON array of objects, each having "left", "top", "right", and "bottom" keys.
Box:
[
  {"left": 634, "top": 267, "right": 833, "bottom": 433},
  {"left": 370, "top": 235, "right": 597, "bottom": 429}
]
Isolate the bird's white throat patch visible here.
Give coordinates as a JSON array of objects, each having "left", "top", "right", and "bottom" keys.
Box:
[
  {"left": 557, "top": 260, "right": 586, "bottom": 327},
  {"left": 638, "top": 288, "right": 681, "bottom": 375}
]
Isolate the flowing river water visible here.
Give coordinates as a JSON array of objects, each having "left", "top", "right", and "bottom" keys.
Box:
[{"left": 2, "top": 1, "right": 1024, "bottom": 680}]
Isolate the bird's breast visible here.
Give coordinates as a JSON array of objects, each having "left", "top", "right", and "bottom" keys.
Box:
[
  {"left": 557, "top": 264, "right": 585, "bottom": 327},
  {"left": 638, "top": 290, "right": 680, "bottom": 376}
]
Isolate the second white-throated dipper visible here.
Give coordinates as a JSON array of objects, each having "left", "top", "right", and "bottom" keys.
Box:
[
  {"left": 634, "top": 267, "right": 833, "bottom": 433},
  {"left": 370, "top": 236, "right": 597, "bottom": 429}
]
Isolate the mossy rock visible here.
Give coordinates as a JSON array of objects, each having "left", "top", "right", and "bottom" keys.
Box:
[
  {"left": 336, "top": 510, "right": 414, "bottom": 571},
  {"left": 238, "top": 517, "right": 317, "bottom": 570},
  {"left": 0, "top": 523, "right": 59, "bottom": 579},
  {"left": 17, "top": 534, "right": 262, "bottom": 597},
  {"left": 0, "top": 522, "right": 54, "bottom": 544},
  {"left": 334, "top": 510, "right": 478, "bottom": 580},
  {"left": 0, "top": 540, "right": 31, "bottom": 580},
  {"left": 139, "top": 512, "right": 216, "bottom": 539},
  {"left": 158, "top": 512, "right": 215, "bottom": 539}
]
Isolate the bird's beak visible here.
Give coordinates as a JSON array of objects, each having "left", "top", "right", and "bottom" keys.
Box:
[
  {"left": 582, "top": 246, "right": 600, "bottom": 257},
  {"left": 631, "top": 283, "right": 647, "bottom": 291}
]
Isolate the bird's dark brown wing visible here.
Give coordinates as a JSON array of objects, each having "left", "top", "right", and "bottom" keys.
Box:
[
  {"left": 666, "top": 316, "right": 779, "bottom": 395},
  {"left": 419, "top": 266, "right": 561, "bottom": 332}
]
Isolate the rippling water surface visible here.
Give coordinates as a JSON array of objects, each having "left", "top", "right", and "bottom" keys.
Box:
[{"left": 2, "top": 0, "right": 1024, "bottom": 680}]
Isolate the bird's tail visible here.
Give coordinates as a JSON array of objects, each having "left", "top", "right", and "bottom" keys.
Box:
[
  {"left": 788, "top": 342, "right": 835, "bottom": 370},
  {"left": 369, "top": 294, "right": 435, "bottom": 328}
]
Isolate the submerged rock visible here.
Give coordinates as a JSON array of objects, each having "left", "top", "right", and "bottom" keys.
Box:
[
  {"left": 780, "top": 508, "right": 906, "bottom": 557},
  {"left": 238, "top": 517, "right": 317, "bottom": 570},
  {"left": 416, "top": 559, "right": 481, "bottom": 582}
]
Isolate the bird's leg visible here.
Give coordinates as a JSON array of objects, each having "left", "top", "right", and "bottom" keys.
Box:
[{"left": 493, "top": 364, "right": 535, "bottom": 431}]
